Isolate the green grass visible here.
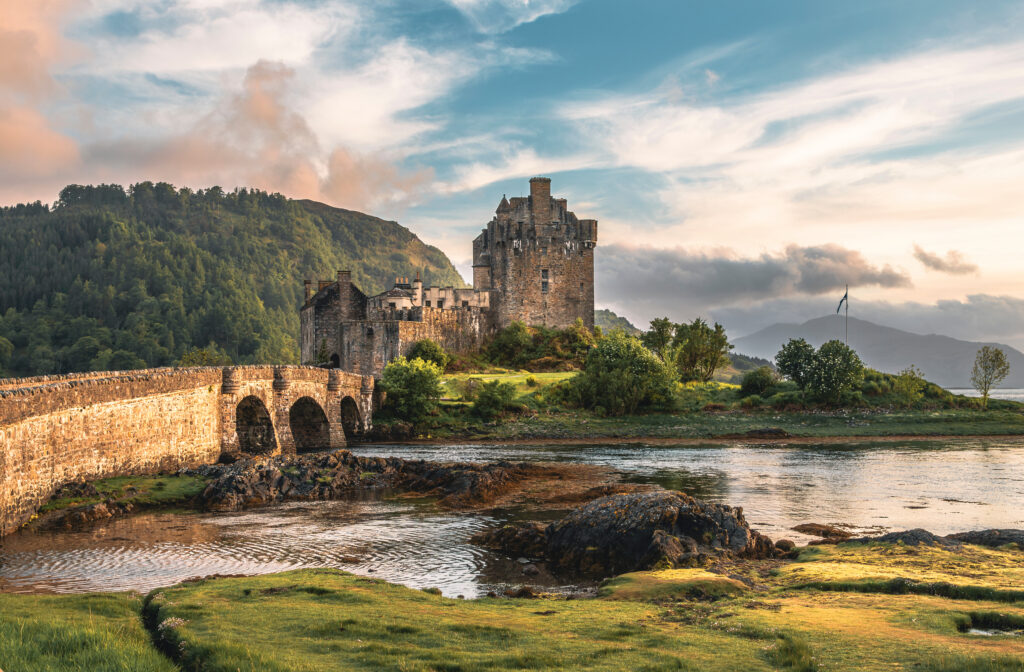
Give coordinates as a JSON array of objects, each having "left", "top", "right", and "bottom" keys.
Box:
[
  {"left": 39, "top": 474, "right": 209, "bottom": 515},
  {"left": 442, "top": 371, "right": 575, "bottom": 400},
  {"left": 0, "top": 592, "right": 176, "bottom": 672}
]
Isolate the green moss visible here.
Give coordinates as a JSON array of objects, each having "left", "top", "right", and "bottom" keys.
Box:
[{"left": 39, "top": 473, "right": 209, "bottom": 515}]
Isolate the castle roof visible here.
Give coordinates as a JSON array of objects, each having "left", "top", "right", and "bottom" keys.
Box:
[{"left": 496, "top": 195, "right": 511, "bottom": 213}]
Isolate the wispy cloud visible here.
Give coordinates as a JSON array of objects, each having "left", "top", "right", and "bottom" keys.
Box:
[
  {"left": 446, "top": 0, "right": 577, "bottom": 33},
  {"left": 913, "top": 245, "right": 978, "bottom": 275}
]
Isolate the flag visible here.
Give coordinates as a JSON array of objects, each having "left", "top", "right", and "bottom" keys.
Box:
[{"left": 836, "top": 288, "right": 848, "bottom": 314}]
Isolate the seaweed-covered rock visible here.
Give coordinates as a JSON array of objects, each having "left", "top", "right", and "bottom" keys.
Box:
[
  {"left": 848, "top": 528, "right": 961, "bottom": 548},
  {"left": 946, "top": 529, "right": 1024, "bottom": 549},
  {"left": 472, "top": 523, "right": 547, "bottom": 558},
  {"left": 791, "top": 523, "right": 852, "bottom": 540}
]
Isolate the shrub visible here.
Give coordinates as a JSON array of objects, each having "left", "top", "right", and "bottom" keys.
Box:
[
  {"left": 740, "top": 366, "right": 777, "bottom": 397},
  {"left": 380, "top": 357, "right": 443, "bottom": 424},
  {"left": 861, "top": 380, "right": 882, "bottom": 397},
  {"left": 525, "top": 375, "right": 539, "bottom": 388},
  {"left": 893, "top": 365, "right": 926, "bottom": 407},
  {"left": 472, "top": 380, "right": 518, "bottom": 419},
  {"left": 563, "top": 331, "right": 675, "bottom": 416},
  {"left": 740, "top": 394, "right": 763, "bottom": 409},
  {"left": 486, "top": 321, "right": 533, "bottom": 368},
  {"left": 769, "top": 391, "right": 803, "bottom": 409},
  {"left": 407, "top": 339, "right": 451, "bottom": 370}
]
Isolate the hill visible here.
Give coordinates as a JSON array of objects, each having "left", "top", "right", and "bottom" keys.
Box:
[
  {"left": 0, "top": 183, "right": 466, "bottom": 376},
  {"left": 733, "top": 315, "right": 1024, "bottom": 388},
  {"left": 594, "top": 308, "right": 641, "bottom": 334}
]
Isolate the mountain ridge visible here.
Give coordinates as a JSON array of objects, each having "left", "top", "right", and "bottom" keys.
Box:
[{"left": 733, "top": 315, "right": 1024, "bottom": 388}]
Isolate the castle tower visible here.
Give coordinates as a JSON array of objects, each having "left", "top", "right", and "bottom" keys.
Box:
[{"left": 471, "top": 176, "right": 597, "bottom": 330}]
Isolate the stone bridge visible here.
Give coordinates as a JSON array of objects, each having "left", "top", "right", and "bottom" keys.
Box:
[{"left": 0, "top": 365, "right": 374, "bottom": 535}]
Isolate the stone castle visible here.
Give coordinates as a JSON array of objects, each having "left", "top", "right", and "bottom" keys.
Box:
[{"left": 300, "top": 177, "right": 598, "bottom": 376}]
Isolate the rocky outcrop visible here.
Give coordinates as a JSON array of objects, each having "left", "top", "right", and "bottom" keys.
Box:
[
  {"left": 476, "top": 491, "right": 776, "bottom": 578},
  {"left": 947, "top": 529, "right": 1024, "bottom": 549},
  {"left": 194, "top": 451, "right": 539, "bottom": 512},
  {"left": 848, "top": 528, "right": 961, "bottom": 548},
  {"left": 791, "top": 523, "right": 853, "bottom": 542}
]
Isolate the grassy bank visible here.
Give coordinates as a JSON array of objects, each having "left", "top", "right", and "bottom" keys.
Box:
[
  {"left": 3, "top": 541, "right": 1023, "bottom": 670},
  {"left": 39, "top": 474, "right": 209, "bottom": 516},
  {"left": 399, "top": 372, "right": 1024, "bottom": 440}
]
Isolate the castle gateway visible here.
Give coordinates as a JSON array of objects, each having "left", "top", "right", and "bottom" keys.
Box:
[{"left": 300, "top": 177, "right": 598, "bottom": 377}]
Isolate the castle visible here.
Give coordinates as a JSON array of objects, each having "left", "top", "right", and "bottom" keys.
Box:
[{"left": 300, "top": 177, "right": 598, "bottom": 376}]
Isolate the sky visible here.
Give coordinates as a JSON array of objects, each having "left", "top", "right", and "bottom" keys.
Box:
[{"left": 3, "top": 0, "right": 1024, "bottom": 347}]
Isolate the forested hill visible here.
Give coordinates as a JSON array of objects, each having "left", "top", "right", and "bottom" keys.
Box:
[{"left": 0, "top": 183, "right": 466, "bottom": 376}]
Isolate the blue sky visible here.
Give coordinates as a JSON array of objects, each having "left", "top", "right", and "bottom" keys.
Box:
[{"left": 3, "top": 0, "right": 1024, "bottom": 345}]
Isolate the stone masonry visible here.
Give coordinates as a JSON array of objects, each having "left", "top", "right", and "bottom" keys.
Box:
[
  {"left": 0, "top": 366, "right": 373, "bottom": 536},
  {"left": 301, "top": 177, "right": 598, "bottom": 376}
]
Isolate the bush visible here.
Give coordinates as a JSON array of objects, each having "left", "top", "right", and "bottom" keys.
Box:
[
  {"left": 893, "top": 365, "right": 926, "bottom": 407},
  {"left": 563, "top": 331, "right": 675, "bottom": 416},
  {"left": 407, "top": 339, "right": 451, "bottom": 370},
  {"left": 769, "top": 391, "right": 803, "bottom": 410},
  {"left": 525, "top": 375, "right": 539, "bottom": 388},
  {"left": 380, "top": 356, "right": 443, "bottom": 424},
  {"left": 740, "top": 394, "right": 763, "bottom": 409},
  {"left": 485, "top": 321, "right": 534, "bottom": 368},
  {"left": 740, "top": 366, "right": 777, "bottom": 397},
  {"left": 472, "top": 380, "right": 518, "bottom": 419}
]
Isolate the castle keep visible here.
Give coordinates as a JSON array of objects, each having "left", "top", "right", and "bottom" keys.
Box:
[{"left": 300, "top": 177, "right": 598, "bottom": 376}]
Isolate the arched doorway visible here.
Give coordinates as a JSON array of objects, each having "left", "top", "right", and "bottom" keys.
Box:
[
  {"left": 236, "top": 396, "right": 277, "bottom": 454},
  {"left": 340, "top": 396, "right": 361, "bottom": 439},
  {"left": 289, "top": 396, "right": 331, "bottom": 453},
  {"left": 329, "top": 353, "right": 340, "bottom": 368}
]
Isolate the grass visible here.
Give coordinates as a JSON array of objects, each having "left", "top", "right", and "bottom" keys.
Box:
[
  {"left": 39, "top": 474, "right": 209, "bottom": 515},
  {"left": 3, "top": 542, "right": 1024, "bottom": 670},
  {"left": 0, "top": 592, "right": 176, "bottom": 672},
  {"left": 442, "top": 371, "right": 575, "bottom": 400}
]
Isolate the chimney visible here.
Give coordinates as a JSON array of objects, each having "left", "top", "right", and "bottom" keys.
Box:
[
  {"left": 337, "top": 270, "right": 351, "bottom": 285},
  {"left": 303, "top": 279, "right": 312, "bottom": 302},
  {"left": 318, "top": 280, "right": 330, "bottom": 291},
  {"left": 529, "top": 177, "right": 551, "bottom": 229},
  {"left": 412, "top": 271, "right": 423, "bottom": 305}
]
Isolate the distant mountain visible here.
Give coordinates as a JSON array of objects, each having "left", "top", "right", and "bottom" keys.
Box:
[
  {"left": 0, "top": 183, "right": 466, "bottom": 376},
  {"left": 733, "top": 315, "right": 1024, "bottom": 388},
  {"left": 594, "top": 308, "right": 641, "bottom": 335}
]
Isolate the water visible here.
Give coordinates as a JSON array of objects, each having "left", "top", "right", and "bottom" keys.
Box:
[
  {"left": 1, "top": 438, "right": 1022, "bottom": 598},
  {"left": 948, "top": 388, "right": 1024, "bottom": 402}
]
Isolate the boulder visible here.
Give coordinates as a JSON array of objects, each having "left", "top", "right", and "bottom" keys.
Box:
[
  {"left": 848, "top": 528, "right": 961, "bottom": 548},
  {"left": 791, "top": 523, "right": 853, "bottom": 540},
  {"left": 946, "top": 529, "right": 1024, "bottom": 549},
  {"left": 481, "top": 491, "right": 776, "bottom": 578}
]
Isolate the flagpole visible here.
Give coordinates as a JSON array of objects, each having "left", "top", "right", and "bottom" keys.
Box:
[{"left": 845, "top": 284, "right": 849, "bottom": 345}]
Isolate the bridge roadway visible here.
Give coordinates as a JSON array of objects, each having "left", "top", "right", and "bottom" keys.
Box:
[{"left": 0, "top": 365, "right": 374, "bottom": 535}]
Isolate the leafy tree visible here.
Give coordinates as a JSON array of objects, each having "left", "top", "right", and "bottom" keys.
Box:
[
  {"left": 178, "top": 344, "right": 233, "bottom": 367},
  {"left": 805, "top": 340, "right": 864, "bottom": 404},
  {"left": 673, "top": 318, "right": 732, "bottom": 382},
  {"left": 564, "top": 331, "right": 675, "bottom": 416},
  {"left": 0, "top": 335, "right": 12, "bottom": 375},
  {"left": 971, "top": 346, "right": 1010, "bottom": 410},
  {"left": 775, "top": 338, "right": 816, "bottom": 390},
  {"left": 380, "top": 356, "right": 443, "bottom": 424},
  {"left": 408, "top": 339, "right": 451, "bottom": 370},
  {"left": 740, "top": 366, "right": 777, "bottom": 398},
  {"left": 472, "top": 380, "right": 518, "bottom": 419},
  {"left": 893, "top": 365, "right": 926, "bottom": 408},
  {"left": 641, "top": 317, "right": 675, "bottom": 361}
]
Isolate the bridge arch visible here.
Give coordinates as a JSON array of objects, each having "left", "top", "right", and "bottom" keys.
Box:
[
  {"left": 236, "top": 395, "right": 277, "bottom": 455},
  {"left": 289, "top": 396, "right": 331, "bottom": 453},
  {"left": 340, "top": 395, "right": 361, "bottom": 439}
]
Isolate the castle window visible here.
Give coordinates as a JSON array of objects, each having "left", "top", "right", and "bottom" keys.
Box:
[
  {"left": 540, "top": 247, "right": 547, "bottom": 255},
  {"left": 389, "top": 302, "right": 396, "bottom": 309},
  {"left": 425, "top": 301, "right": 431, "bottom": 307},
  {"left": 541, "top": 281, "right": 549, "bottom": 293},
  {"left": 541, "top": 269, "right": 549, "bottom": 280},
  {"left": 437, "top": 299, "right": 444, "bottom": 309},
  {"left": 580, "top": 282, "right": 584, "bottom": 293},
  {"left": 461, "top": 301, "right": 469, "bottom": 307}
]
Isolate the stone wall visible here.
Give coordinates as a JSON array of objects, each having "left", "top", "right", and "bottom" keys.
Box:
[{"left": 0, "top": 366, "right": 374, "bottom": 536}]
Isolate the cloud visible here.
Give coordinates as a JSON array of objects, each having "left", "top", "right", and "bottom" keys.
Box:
[
  {"left": 0, "top": 0, "right": 83, "bottom": 183},
  {"left": 913, "top": 245, "right": 978, "bottom": 275},
  {"left": 85, "top": 60, "right": 432, "bottom": 211},
  {"left": 446, "top": 0, "right": 577, "bottom": 33},
  {"left": 596, "top": 243, "right": 910, "bottom": 324}
]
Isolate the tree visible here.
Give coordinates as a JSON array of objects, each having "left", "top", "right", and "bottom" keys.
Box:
[
  {"left": 740, "top": 366, "right": 777, "bottom": 398},
  {"left": 178, "top": 344, "right": 232, "bottom": 367},
  {"left": 971, "top": 346, "right": 1010, "bottom": 410},
  {"left": 673, "top": 318, "right": 732, "bottom": 382},
  {"left": 486, "top": 321, "right": 533, "bottom": 368},
  {"left": 0, "top": 335, "right": 12, "bottom": 375},
  {"left": 472, "top": 380, "right": 518, "bottom": 419},
  {"left": 380, "top": 356, "right": 443, "bottom": 424},
  {"left": 775, "top": 338, "right": 815, "bottom": 390},
  {"left": 407, "top": 339, "right": 451, "bottom": 370},
  {"left": 893, "top": 365, "right": 926, "bottom": 408},
  {"left": 641, "top": 317, "right": 675, "bottom": 361},
  {"left": 565, "top": 331, "right": 675, "bottom": 416},
  {"left": 805, "top": 340, "right": 864, "bottom": 404}
]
